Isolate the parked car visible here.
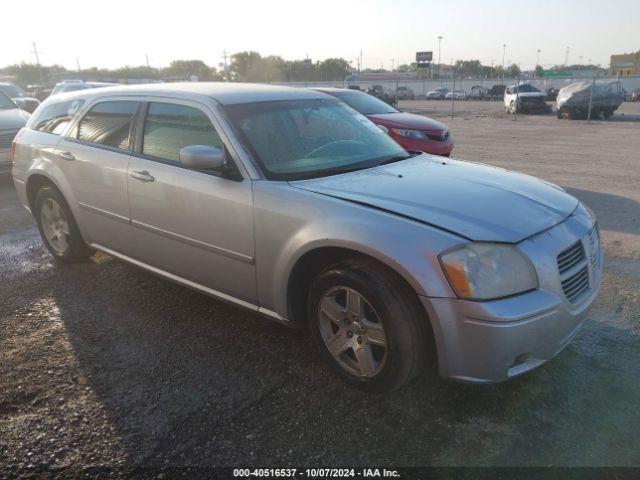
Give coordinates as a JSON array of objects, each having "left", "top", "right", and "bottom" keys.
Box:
[
  {"left": 0, "top": 83, "right": 41, "bottom": 113},
  {"left": 488, "top": 84, "right": 506, "bottom": 100},
  {"left": 50, "top": 80, "right": 118, "bottom": 96},
  {"left": 0, "top": 91, "right": 30, "bottom": 173},
  {"left": 315, "top": 88, "right": 453, "bottom": 157},
  {"left": 546, "top": 87, "right": 559, "bottom": 102},
  {"left": 445, "top": 90, "right": 467, "bottom": 100},
  {"left": 12, "top": 83, "right": 601, "bottom": 392},
  {"left": 396, "top": 86, "right": 415, "bottom": 100},
  {"left": 426, "top": 87, "right": 448, "bottom": 100},
  {"left": 504, "top": 83, "right": 550, "bottom": 113},
  {"left": 468, "top": 85, "right": 487, "bottom": 100},
  {"left": 366, "top": 84, "right": 397, "bottom": 107},
  {"left": 556, "top": 81, "right": 624, "bottom": 120},
  {"left": 630, "top": 89, "right": 640, "bottom": 102}
]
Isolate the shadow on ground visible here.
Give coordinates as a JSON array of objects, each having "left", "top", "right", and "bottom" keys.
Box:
[
  {"left": 563, "top": 187, "right": 640, "bottom": 236},
  {"left": 2, "top": 248, "right": 639, "bottom": 467}
]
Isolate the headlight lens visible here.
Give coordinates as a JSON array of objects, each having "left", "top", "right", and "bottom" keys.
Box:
[
  {"left": 439, "top": 243, "right": 538, "bottom": 300},
  {"left": 392, "top": 128, "right": 427, "bottom": 139}
]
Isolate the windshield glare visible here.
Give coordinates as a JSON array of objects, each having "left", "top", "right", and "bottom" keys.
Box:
[
  {"left": 330, "top": 91, "right": 398, "bottom": 115},
  {"left": 0, "top": 84, "right": 24, "bottom": 98},
  {"left": 226, "top": 99, "right": 407, "bottom": 180},
  {"left": 0, "top": 91, "right": 16, "bottom": 109}
]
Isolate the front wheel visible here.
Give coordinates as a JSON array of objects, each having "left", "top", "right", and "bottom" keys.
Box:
[{"left": 307, "top": 259, "right": 432, "bottom": 392}]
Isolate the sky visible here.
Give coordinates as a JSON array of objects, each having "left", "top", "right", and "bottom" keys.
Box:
[{"left": 1, "top": 0, "right": 638, "bottom": 71}]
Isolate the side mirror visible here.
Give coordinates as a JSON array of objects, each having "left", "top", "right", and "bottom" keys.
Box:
[{"left": 179, "top": 145, "right": 225, "bottom": 170}]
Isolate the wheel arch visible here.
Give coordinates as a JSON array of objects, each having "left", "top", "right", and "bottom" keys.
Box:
[{"left": 286, "top": 245, "right": 431, "bottom": 329}]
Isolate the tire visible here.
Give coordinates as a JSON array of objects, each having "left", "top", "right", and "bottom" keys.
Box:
[
  {"left": 34, "top": 185, "right": 92, "bottom": 263},
  {"left": 558, "top": 106, "right": 572, "bottom": 120},
  {"left": 307, "top": 258, "right": 432, "bottom": 392}
]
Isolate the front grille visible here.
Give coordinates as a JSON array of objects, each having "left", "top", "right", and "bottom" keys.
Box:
[
  {"left": 426, "top": 131, "right": 449, "bottom": 142},
  {"left": 0, "top": 130, "right": 18, "bottom": 150},
  {"left": 557, "top": 241, "right": 585, "bottom": 274},
  {"left": 561, "top": 267, "right": 590, "bottom": 303},
  {"left": 588, "top": 223, "right": 600, "bottom": 270}
]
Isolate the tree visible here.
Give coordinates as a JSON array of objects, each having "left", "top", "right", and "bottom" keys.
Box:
[
  {"left": 534, "top": 65, "right": 544, "bottom": 77},
  {"left": 507, "top": 63, "right": 521, "bottom": 78},
  {"left": 162, "top": 60, "right": 220, "bottom": 81}
]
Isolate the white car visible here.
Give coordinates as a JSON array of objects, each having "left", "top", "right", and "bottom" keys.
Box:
[
  {"left": 426, "top": 87, "right": 448, "bottom": 100},
  {"left": 445, "top": 90, "right": 467, "bottom": 100},
  {"left": 504, "top": 83, "right": 548, "bottom": 113}
]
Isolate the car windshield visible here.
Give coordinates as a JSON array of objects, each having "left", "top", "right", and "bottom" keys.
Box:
[
  {"left": 0, "top": 91, "right": 16, "bottom": 109},
  {"left": 225, "top": 98, "right": 409, "bottom": 180},
  {"left": 0, "top": 84, "right": 24, "bottom": 97},
  {"left": 517, "top": 84, "right": 540, "bottom": 93},
  {"left": 329, "top": 91, "right": 398, "bottom": 115}
]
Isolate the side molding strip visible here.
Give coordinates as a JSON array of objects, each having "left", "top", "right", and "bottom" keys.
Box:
[{"left": 89, "top": 243, "right": 288, "bottom": 324}]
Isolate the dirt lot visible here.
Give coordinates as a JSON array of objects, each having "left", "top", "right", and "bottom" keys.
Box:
[{"left": 1, "top": 101, "right": 639, "bottom": 477}]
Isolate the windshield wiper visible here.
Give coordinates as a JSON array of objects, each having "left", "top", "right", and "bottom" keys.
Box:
[{"left": 377, "top": 153, "right": 415, "bottom": 166}]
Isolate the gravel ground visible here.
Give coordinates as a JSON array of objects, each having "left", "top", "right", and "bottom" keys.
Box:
[{"left": 1, "top": 101, "right": 639, "bottom": 477}]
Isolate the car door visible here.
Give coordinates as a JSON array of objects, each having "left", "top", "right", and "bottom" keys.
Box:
[
  {"left": 126, "top": 99, "right": 256, "bottom": 304},
  {"left": 55, "top": 98, "right": 140, "bottom": 253}
]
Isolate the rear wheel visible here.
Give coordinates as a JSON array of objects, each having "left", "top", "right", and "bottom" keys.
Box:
[
  {"left": 307, "top": 259, "right": 432, "bottom": 392},
  {"left": 34, "top": 185, "right": 92, "bottom": 263}
]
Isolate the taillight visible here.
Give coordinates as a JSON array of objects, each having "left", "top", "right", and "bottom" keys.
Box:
[{"left": 11, "top": 128, "right": 25, "bottom": 162}]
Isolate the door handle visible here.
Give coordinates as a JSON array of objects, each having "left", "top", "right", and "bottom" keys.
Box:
[
  {"left": 56, "top": 151, "right": 75, "bottom": 161},
  {"left": 130, "top": 170, "right": 155, "bottom": 183}
]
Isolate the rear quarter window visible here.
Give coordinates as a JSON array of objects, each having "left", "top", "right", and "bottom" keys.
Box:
[{"left": 28, "top": 99, "right": 86, "bottom": 135}]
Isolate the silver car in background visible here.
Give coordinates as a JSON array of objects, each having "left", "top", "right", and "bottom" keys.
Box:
[
  {"left": 11, "top": 83, "right": 602, "bottom": 391},
  {"left": 0, "top": 91, "right": 30, "bottom": 173},
  {"left": 0, "top": 82, "right": 41, "bottom": 113}
]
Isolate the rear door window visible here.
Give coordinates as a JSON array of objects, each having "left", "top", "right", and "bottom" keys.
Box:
[
  {"left": 77, "top": 101, "right": 138, "bottom": 150},
  {"left": 30, "top": 99, "right": 86, "bottom": 135}
]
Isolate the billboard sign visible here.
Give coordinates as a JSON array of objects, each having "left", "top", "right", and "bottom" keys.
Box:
[{"left": 416, "top": 51, "right": 433, "bottom": 62}]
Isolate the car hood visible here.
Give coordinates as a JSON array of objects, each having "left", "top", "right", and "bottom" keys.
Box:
[
  {"left": 512, "top": 92, "right": 545, "bottom": 98},
  {"left": 0, "top": 108, "right": 30, "bottom": 130},
  {"left": 290, "top": 155, "right": 578, "bottom": 243},
  {"left": 367, "top": 112, "right": 447, "bottom": 132}
]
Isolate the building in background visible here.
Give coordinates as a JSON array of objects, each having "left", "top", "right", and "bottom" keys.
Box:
[{"left": 610, "top": 51, "right": 640, "bottom": 76}]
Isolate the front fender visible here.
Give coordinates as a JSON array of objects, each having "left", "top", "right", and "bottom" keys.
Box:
[{"left": 252, "top": 182, "right": 463, "bottom": 319}]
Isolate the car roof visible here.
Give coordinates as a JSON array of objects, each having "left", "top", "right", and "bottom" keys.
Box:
[
  {"left": 312, "top": 87, "right": 357, "bottom": 94},
  {"left": 51, "top": 82, "right": 329, "bottom": 106}
]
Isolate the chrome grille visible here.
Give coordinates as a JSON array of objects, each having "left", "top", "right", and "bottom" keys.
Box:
[
  {"left": 557, "top": 241, "right": 585, "bottom": 274},
  {"left": 561, "top": 266, "right": 590, "bottom": 303},
  {"left": 0, "top": 129, "right": 18, "bottom": 150},
  {"left": 588, "top": 224, "right": 600, "bottom": 270}
]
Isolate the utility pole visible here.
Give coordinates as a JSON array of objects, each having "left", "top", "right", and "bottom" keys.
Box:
[
  {"left": 76, "top": 57, "right": 81, "bottom": 73},
  {"left": 502, "top": 44, "right": 506, "bottom": 81},
  {"left": 438, "top": 36, "right": 443, "bottom": 87},
  {"left": 360, "top": 50, "right": 363, "bottom": 73},
  {"left": 145, "top": 54, "right": 150, "bottom": 68},
  {"left": 222, "top": 49, "right": 229, "bottom": 81},
  {"left": 30, "top": 42, "right": 45, "bottom": 85},
  {"left": 491, "top": 59, "right": 494, "bottom": 78},
  {"left": 565, "top": 46, "right": 570, "bottom": 66},
  {"left": 536, "top": 49, "right": 541, "bottom": 66},
  {"left": 390, "top": 59, "right": 395, "bottom": 71}
]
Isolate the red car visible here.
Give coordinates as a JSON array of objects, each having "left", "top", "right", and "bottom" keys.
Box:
[{"left": 315, "top": 88, "right": 453, "bottom": 157}]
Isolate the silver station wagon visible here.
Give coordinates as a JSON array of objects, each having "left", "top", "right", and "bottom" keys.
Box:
[{"left": 11, "top": 83, "right": 602, "bottom": 391}]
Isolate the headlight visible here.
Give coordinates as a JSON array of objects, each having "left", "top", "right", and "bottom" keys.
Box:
[
  {"left": 392, "top": 128, "right": 427, "bottom": 139},
  {"left": 439, "top": 243, "right": 538, "bottom": 300}
]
